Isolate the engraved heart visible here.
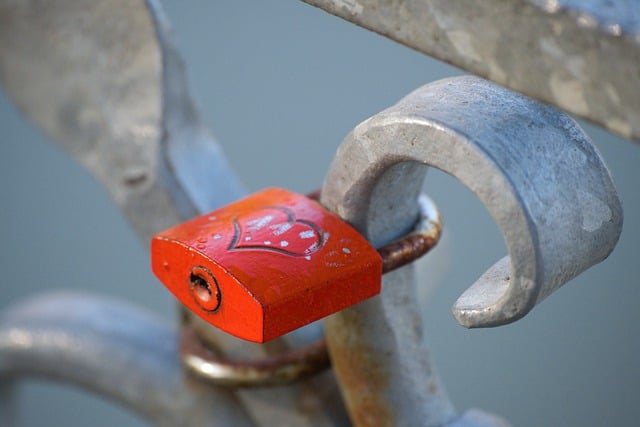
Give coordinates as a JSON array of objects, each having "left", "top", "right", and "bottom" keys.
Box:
[{"left": 228, "top": 206, "right": 324, "bottom": 257}]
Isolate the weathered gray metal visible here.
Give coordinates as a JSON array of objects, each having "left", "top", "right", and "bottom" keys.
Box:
[
  {"left": 0, "top": 1, "right": 343, "bottom": 426},
  {"left": 302, "top": 0, "right": 640, "bottom": 142},
  {"left": 0, "top": 0, "right": 245, "bottom": 241},
  {"left": 0, "top": 293, "right": 256, "bottom": 427},
  {"left": 0, "top": 0, "right": 625, "bottom": 426},
  {"left": 321, "top": 75, "right": 622, "bottom": 425}
]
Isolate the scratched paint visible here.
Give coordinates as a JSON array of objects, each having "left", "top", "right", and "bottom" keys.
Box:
[
  {"left": 329, "top": 0, "right": 363, "bottom": 15},
  {"left": 246, "top": 215, "right": 273, "bottom": 230},
  {"left": 270, "top": 222, "right": 293, "bottom": 235},
  {"left": 578, "top": 189, "right": 612, "bottom": 232}
]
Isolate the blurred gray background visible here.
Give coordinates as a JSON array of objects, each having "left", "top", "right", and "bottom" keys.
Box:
[{"left": 0, "top": 1, "right": 638, "bottom": 426}]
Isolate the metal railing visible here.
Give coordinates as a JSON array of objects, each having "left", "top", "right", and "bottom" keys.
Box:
[{"left": 0, "top": 1, "right": 637, "bottom": 426}]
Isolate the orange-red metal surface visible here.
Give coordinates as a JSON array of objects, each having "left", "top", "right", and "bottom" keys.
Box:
[{"left": 151, "top": 188, "right": 382, "bottom": 343}]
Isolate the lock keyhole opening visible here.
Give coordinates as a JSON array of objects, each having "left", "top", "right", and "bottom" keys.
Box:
[{"left": 189, "top": 266, "right": 221, "bottom": 312}]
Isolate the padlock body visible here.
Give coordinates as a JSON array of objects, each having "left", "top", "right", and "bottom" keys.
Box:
[{"left": 151, "top": 188, "right": 382, "bottom": 343}]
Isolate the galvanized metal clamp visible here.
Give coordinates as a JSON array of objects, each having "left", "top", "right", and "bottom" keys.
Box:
[{"left": 320, "top": 76, "right": 622, "bottom": 426}]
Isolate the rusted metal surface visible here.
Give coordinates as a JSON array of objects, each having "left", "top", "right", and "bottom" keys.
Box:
[
  {"left": 379, "top": 195, "right": 441, "bottom": 273},
  {"left": 181, "top": 323, "right": 330, "bottom": 387},
  {"left": 326, "top": 267, "right": 460, "bottom": 426},
  {"left": 301, "top": 0, "right": 640, "bottom": 142},
  {"left": 314, "top": 191, "right": 443, "bottom": 273}
]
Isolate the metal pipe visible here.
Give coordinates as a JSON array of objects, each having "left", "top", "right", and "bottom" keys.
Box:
[{"left": 0, "top": 292, "right": 256, "bottom": 427}]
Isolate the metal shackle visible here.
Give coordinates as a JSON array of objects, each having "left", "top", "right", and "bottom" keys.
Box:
[{"left": 322, "top": 75, "right": 623, "bottom": 328}]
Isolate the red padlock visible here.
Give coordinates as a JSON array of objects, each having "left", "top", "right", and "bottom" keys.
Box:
[{"left": 151, "top": 188, "right": 382, "bottom": 343}]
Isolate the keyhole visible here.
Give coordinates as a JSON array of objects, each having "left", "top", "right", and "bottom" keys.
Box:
[{"left": 189, "top": 266, "right": 221, "bottom": 312}]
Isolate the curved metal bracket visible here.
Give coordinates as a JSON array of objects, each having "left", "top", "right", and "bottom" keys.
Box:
[
  {"left": 320, "top": 75, "right": 621, "bottom": 426},
  {"left": 0, "top": 292, "right": 256, "bottom": 427},
  {"left": 322, "top": 75, "right": 622, "bottom": 328}
]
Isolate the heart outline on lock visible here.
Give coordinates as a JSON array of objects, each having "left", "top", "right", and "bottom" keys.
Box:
[{"left": 228, "top": 205, "right": 325, "bottom": 257}]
